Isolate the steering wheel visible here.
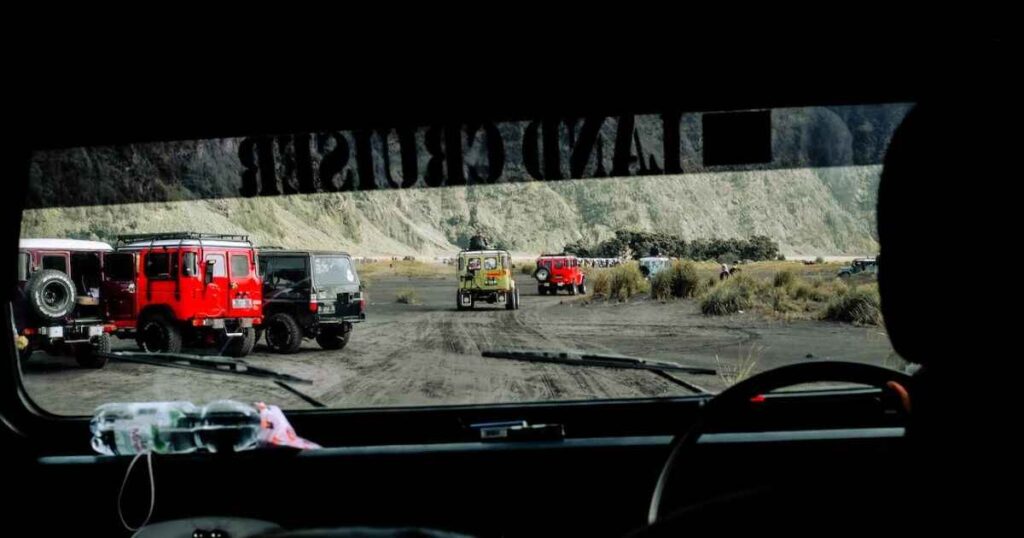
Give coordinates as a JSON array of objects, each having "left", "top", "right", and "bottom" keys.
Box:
[{"left": 647, "top": 361, "right": 912, "bottom": 524}]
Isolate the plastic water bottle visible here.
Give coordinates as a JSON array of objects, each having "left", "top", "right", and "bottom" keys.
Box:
[
  {"left": 91, "top": 400, "right": 261, "bottom": 455},
  {"left": 196, "top": 400, "right": 261, "bottom": 453},
  {"left": 90, "top": 401, "right": 200, "bottom": 455}
]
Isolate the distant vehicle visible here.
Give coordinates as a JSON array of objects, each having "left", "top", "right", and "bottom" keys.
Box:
[
  {"left": 456, "top": 249, "right": 519, "bottom": 310},
  {"left": 105, "top": 233, "right": 263, "bottom": 356},
  {"left": 257, "top": 249, "right": 365, "bottom": 353},
  {"left": 534, "top": 254, "right": 586, "bottom": 295},
  {"left": 638, "top": 256, "right": 671, "bottom": 279},
  {"left": 14, "top": 239, "right": 117, "bottom": 367},
  {"left": 838, "top": 258, "right": 878, "bottom": 278}
]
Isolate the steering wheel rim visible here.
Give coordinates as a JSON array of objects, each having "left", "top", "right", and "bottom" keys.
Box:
[{"left": 647, "top": 361, "right": 912, "bottom": 524}]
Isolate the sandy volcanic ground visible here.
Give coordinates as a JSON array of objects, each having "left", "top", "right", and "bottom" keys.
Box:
[{"left": 22, "top": 274, "right": 896, "bottom": 415}]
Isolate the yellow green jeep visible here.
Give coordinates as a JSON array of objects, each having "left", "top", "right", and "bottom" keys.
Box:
[{"left": 456, "top": 249, "right": 520, "bottom": 310}]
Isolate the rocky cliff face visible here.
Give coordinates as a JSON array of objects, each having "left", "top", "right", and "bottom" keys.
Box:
[{"left": 22, "top": 104, "right": 910, "bottom": 256}]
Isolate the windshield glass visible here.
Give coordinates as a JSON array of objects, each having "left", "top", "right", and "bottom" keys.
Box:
[
  {"left": 16, "top": 103, "right": 910, "bottom": 414},
  {"left": 313, "top": 256, "right": 357, "bottom": 287}
]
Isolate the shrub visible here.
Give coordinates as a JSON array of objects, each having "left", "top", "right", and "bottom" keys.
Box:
[
  {"left": 520, "top": 263, "right": 536, "bottom": 275},
  {"left": 765, "top": 286, "right": 800, "bottom": 313},
  {"left": 700, "top": 274, "right": 759, "bottom": 315},
  {"left": 791, "top": 282, "right": 823, "bottom": 301},
  {"left": 669, "top": 261, "right": 701, "bottom": 298},
  {"left": 609, "top": 263, "right": 648, "bottom": 300},
  {"left": 395, "top": 289, "right": 420, "bottom": 304},
  {"left": 814, "top": 256, "right": 825, "bottom": 264},
  {"left": 824, "top": 286, "right": 881, "bottom": 325},
  {"left": 650, "top": 270, "right": 673, "bottom": 300},
  {"left": 773, "top": 270, "right": 796, "bottom": 289},
  {"left": 590, "top": 269, "right": 612, "bottom": 297},
  {"left": 815, "top": 278, "right": 849, "bottom": 298}
]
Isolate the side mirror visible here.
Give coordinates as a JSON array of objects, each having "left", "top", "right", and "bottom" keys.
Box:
[{"left": 204, "top": 260, "right": 216, "bottom": 284}]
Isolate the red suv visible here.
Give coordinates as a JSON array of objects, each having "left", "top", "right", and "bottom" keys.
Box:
[
  {"left": 14, "top": 239, "right": 118, "bottom": 367},
  {"left": 103, "top": 233, "right": 263, "bottom": 356},
  {"left": 534, "top": 254, "right": 587, "bottom": 295}
]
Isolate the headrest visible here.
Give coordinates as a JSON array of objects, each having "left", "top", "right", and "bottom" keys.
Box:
[{"left": 878, "top": 98, "right": 1009, "bottom": 366}]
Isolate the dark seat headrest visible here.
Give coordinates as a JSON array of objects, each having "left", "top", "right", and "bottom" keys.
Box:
[{"left": 878, "top": 97, "right": 1010, "bottom": 366}]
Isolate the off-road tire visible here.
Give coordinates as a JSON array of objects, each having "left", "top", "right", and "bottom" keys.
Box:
[
  {"left": 505, "top": 290, "right": 516, "bottom": 310},
  {"left": 74, "top": 333, "right": 111, "bottom": 368},
  {"left": 568, "top": 284, "right": 577, "bottom": 296},
  {"left": 265, "top": 313, "right": 303, "bottom": 354},
  {"left": 221, "top": 327, "right": 256, "bottom": 357},
  {"left": 578, "top": 279, "right": 587, "bottom": 295},
  {"left": 316, "top": 326, "right": 351, "bottom": 350},
  {"left": 136, "top": 314, "right": 183, "bottom": 354},
  {"left": 26, "top": 269, "right": 77, "bottom": 321},
  {"left": 514, "top": 288, "right": 521, "bottom": 310},
  {"left": 534, "top": 267, "right": 550, "bottom": 282}
]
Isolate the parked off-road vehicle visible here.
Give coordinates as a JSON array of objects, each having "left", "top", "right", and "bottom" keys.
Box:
[
  {"left": 14, "top": 239, "right": 117, "bottom": 368},
  {"left": 638, "top": 256, "right": 671, "bottom": 279},
  {"left": 103, "top": 233, "right": 263, "bottom": 357},
  {"left": 456, "top": 249, "right": 520, "bottom": 310},
  {"left": 256, "top": 249, "right": 366, "bottom": 354},
  {"left": 534, "top": 254, "right": 586, "bottom": 295},
  {"left": 838, "top": 257, "right": 878, "bottom": 278}
]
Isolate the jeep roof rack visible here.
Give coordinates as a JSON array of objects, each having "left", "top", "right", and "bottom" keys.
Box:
[
  {"left": 257, "top": 245, "right": 285, "bottom": 250},
  {"left": 116, "top": 232, "right": 252, "bottom": 246},
  {"left": 539, "top": 252, "right": 571, "bottom": 257}
]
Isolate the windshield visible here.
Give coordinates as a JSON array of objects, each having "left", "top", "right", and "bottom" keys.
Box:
[
  {"left": 15, "top": 103, "right": 910, "bottom": 414},
  {"left": 313, "top": 256, "right": 357, "bottom": 287}
]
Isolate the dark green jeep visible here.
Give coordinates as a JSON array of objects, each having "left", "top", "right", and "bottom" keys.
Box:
[{"left": 257, "top": 249, "right": 366, "bottom": 353}]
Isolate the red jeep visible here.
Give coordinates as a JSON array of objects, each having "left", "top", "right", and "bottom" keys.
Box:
[
  {"left": 14, "top": 239, "right": 118, "bottom": 368},
  {"left": 103, "top": 233, "right": 263, "bottom": 356},
  {"left": 534, "top": 254, "right": 587, "bottom": 295}
]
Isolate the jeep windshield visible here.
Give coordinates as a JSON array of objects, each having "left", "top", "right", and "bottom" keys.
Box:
[
  {"left": 312, "top": 256, "right": 358, "bottom": 288},
  {"left": 15, "top": 102, "right": 910, "bottom": 415}
]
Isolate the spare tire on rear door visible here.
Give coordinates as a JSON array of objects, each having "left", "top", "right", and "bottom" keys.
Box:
[
  {"left": 26, "top": 269, "right": 76, "bottom": 321},
  {"left": 534, "top": 267, "right": 550, "bottom": 282}
]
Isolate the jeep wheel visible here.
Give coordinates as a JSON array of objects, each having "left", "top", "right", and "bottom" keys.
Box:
[
  {"left": 578, "top": 281, "right": 587, "bottom": 295},
  {"left": 137, "top": 315, "right": 183, "bottom": 354},
  {"left": 74, "top": 333, "right": 111, "bottom": 368},
  {"left": 26, "top": 269, "right": 77, "bottom": 322},
  {"left": 568, "top": 283, "right": 577, "bottom": 296},
  {"left": 505, "top": 290, "right": 516, "bottom": 310},
  {"left": 265, "top": 313, "right": 303, "bottom": 354},
  {"left": 456, "top": 292, "right": 473, "bottom": 311},
  {"left": 534, "top": 267, "right": 550, "bottom": 282},
  {"left": 514, "top": 288, "right": 521, "bottom": 310},
  {"left": 316, "top": 326, "right": 351, "bottom": 350},
  {"left": 220, "top": 328, "right": 256, "bottom": 357}
]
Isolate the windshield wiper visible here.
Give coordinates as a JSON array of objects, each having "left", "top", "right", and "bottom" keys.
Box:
[
  {"left": 99, "top": 351, "right": 326, "bottom": 408},
  {"left": 480, "top": 349, "right": 715, "bottom": 394}
]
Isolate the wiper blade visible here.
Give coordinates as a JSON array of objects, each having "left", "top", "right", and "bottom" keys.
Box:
[
  {"left": 482, "top": 349, "right": 715, "bottom": 375},
  {"left": 101, "top": 351, "right": 313, "bottom": 384},
  {"left": 99, "top": 351, "right": 326, "bottom": 408},
  {"left": 480, "top": 349, "right": 715, "bottom": 394}
]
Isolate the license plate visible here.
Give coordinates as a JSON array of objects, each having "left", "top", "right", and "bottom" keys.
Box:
[
  {"left": 88, "top": 326, "right": 103, "bottom": 337},
  {"left": 48, "top": 326, "right": 63, "bottom": 338},
  {"left": 232, "top": 298, "right": 253, "bottom": 309}
]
